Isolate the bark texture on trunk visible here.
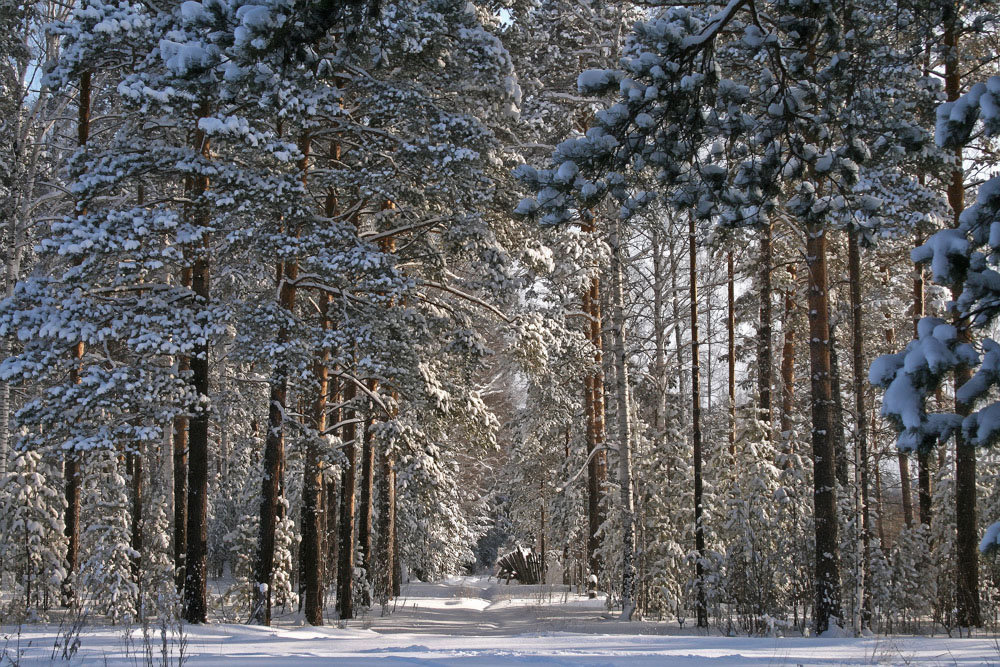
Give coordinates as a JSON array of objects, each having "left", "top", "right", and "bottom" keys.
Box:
[
  {"left": 780, "top": 264, "right": 797, "bottom": 459},
  {"left": 375, "top": 422, "right": 396, "bottom": 607},
  {"left": 913, "top": 253, "right": 933, "bottom": 526},
  {"left": 899, "top": 452, "right": 914, "bottom": 529},
  {"left": 173, "top": 354, "right": 189, "bottom": 591},
  {"left": 62, "top": 444, "right": 81, "bottom": 607},
  {"left": 728, "top": 251, "right": 736, "bottom": 455},
  {"left": 848, "top": 228, "right": 872, "bottom": 627},
  {"left": 805, "top": 224, "right": 842, "bottom": 635},
  {"left": 829, "top": 323, "right": 848, "bottom": 490},
  {"left": 758, "top": 223, "right": 773, "bottom": 426},
  {"left": 359, "top": 386, "right": 376, "bottom": 604},
  {"left": 883, "top": 310, "right": 914, "bottom": 529},
  {"left": 251, "top": 135, "right": 309, "bottom": 626},
  {"left": 183, "top": 102, "right": 213, "bottom": 625},
  {"left": 609, "top": 219, "right": 636, "bottom": 621},
  {"left": 373, "top": 235, "right": 398, "bottom": 609},
  {"left": 63, "top": 70, "right": 92, "bottom": 608},
  {"left": 129, "top": 450, "right": 143, "bottom": 580},
  {"left": 337, "top": 379, "right": 358, "bottom": 619},
  {"left": 943, "top": 9, "right": 980, "bottom": 628},
  {"left": 581, "top": 221, "right": 607, "bottom": 590},
  {"left": 690, "top": 216, "right": 707, "bottom": 628},
  {"left": 301, "top": 287, "right": 331, "bottom": 626}
]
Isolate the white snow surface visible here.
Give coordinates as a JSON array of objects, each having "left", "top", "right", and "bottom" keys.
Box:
[{"left": 6, "top": 576, "right": 1000, "bottom": 664}]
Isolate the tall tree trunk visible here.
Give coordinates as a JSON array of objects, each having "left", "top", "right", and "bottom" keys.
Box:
[
  {"left": 326, "top": 376, "right": 342, "bottom": 590},
  {"left": 780, "top": 264, "right": 797, "bottom": 459},
  {"left": 805, "top": 223, "right": 842, "bottom": 634},
  {"left": 652, "top": 228, "right": 666, "bottom": 445},
  {"left": 375, "top": 416, "right": 396, "bottom": 608},
  {"left": 609, "top": 219, "right": 637, "bottom": 621},
  {"left": 129, "top": 448, "right": 143, "bottom": 580},
  {"left": 183, "top": 101, "right": 213, "bottom": 625},
  {"left": 301, "top": 188, "right": 337, "bottom": 626},
  {"left": 374, "top": 234, "right": 398, "bottom": 609},
  {"left": 848, "top": 228, "right": 872, "bottom": 628},
  {"left": 899, "top": 451, "right": 914, "bottom": 528},
  {"left": 728, "top": 250, "right": 736, "bottom": 456},
  {"left": 301, "top": 295, "right": 329, "bottom": 625},
  {"left": 326, "top": 473, "right": 339, "bottom": 591},
  {"left": 392, "top": 505, "right": 401, "bottom": 597},
  {"left": 942, "top": 8, "right": 980, "bottom": 628},
  {"left": 304, "top": 299, "right": 331, "bottom": 624},
  {"left": 829, "top": 323, "right": 849, "bottom": 489},
  {"left": 913, "top": 256, "right": 933, "bottom": 526},
  {"left": 539, "top": 479, "right": 547, "bottom": 584},
  {"left": 62, "top": 70, "right": 92, "bottom": 608},
  {"left": 758, "top": 222, "right": 774, "bottom": 426},
  {"left": 250, "top": 135, "right": 309, "bottom": 626},
  {"left": 690, "top": 216, "right": 707, "bottom": 628},
  {"left": 174, "top": 349, "right": 190, "bottom": 591},
  {"left": 358, "top": 386, "right": 376, "bottom": 605},
  {"left": 337, "top": 379, "right": 358, "bottom": 619},
  {"left": 873, "top": 456, "right": 886, "bottom": 548},
  {"left": 581, "top": 221, "right": 607, "bottom": 592},
  {"left": 883, "top": 296, "right": 914, "bottom": 529}
]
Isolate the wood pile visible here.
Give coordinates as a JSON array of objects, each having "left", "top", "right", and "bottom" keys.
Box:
[{"left": 496, "top": 547, "right": 543, "bottom": 584}]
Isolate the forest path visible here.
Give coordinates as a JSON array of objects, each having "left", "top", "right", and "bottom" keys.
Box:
[
  {"left": 9, "top": 577, "right": 1000, "bottom": 664},
  {"left": 365, "top": 575, "right": 609, "bottom": 636}
]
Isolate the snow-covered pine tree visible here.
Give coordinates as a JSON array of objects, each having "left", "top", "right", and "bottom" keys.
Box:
[
  {"left": 517, "top": 0, "right": 934, "bottom": 633},
  {"left": 873, "top": 76, "right": 1000, "bottom": 632},
  {"left": 0, "top": 450, "right": 66, "bottom": 616},
  {"left": 78, "top": 448, "right": 138, "bottom": 624}
]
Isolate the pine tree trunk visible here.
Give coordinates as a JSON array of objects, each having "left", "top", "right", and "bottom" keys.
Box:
[
  {"left": 690, "top": 215, "right": 707, "bottom": 628},
  {"left": 883, "top": 304, "right": 915, "bottom": 529},
  {"left": 581, "top": 220, "right": 607, "bottom": 591},
  {"left": 942, "top": 9, "right": 980, "bottom": 628},
  {"left": 758, "top": 222, "right": 773, "bottom": 425},
  {"left": 899, "top": 452, "right": 914, "bottom": 529},
  {"left": 652, "top": 227, "right": 666, "bottom": 443},
  {"left": 780, "top": 265, "right": 797, "bottom": 458},
  {"left": 326, "top": 376, "right": 342, "bottom": 591},
  {"left": 299, "top": 183, "right": 340, "bottom": 625},
  {"left": 375, "top": 421, "right": 396, "bottom": 607},
  {"left": 913, "top": 256, "right": 933, "bottom": 526},
  {"left": 539, "top": 479, "right": 547, "bottom": 584},
  {"left": 174, "top": 346, "right": 190, "bottom": 591},
  {"left": 337, "top": 380, "right": 358, "bottom": 619},
  {"left": 0, "top": 340, "right": 8, "bottom": 477},
  {"left": 251, "top": 134, "right": 308, "bottom": 626},
  {"left": 301, "top": 270, "right": 331, "bottom": 625},
  {"left": 869, "top": 450, "right": 885, "bottom": 552},
  {"left": 829, "top": 323, "right": 849, "bottom": 490},
  {"left": 0, "top": 209, "right": 22, "bottom": 475},
  {"left": 172, "top": 422, "right": 188, "bottom": 590},
  {"left": 359, "top": 386, "right": 376, "bottom": 604},
  {"left": 251, "top": 357, "right": 289, "bottom": 625},
  {"left": 848, "top": 228, "right": 872, "bottom": 628},
  {"left": 609, "top": 218, "right": 637, "bottom": 621},
  {"left": 183, "top": 102, "right": 213, "bottom": 625},
  {"left": 392, "top": 508, "right": 401, "bottom": 598},
  {"left": 373, "top": 234, "right": 398, "bottom": 609},
  {"left": 62, "top": 443, "right": 81, "bottom": 607},
  {"left": 805, "top": 223, "right": 842, "bottom": 634},
  {"left": 0, "top": 342, "right": 9, "bottom": 477},
  {"left": 326, "top": 469, "right": 339, "bottom": 590},
  {"left": 62, "top": 70, "right": 92, "bottom": 608},
  {"left": 728, "top": 250, "right": 736, "bottom": 456},
  {"left": 129, "top": 449, "right": 143, "bottom": 580}
]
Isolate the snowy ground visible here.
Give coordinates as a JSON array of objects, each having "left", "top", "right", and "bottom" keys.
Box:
[{"left": 5, "top": 576, "right": 1000, "bottom": 664}]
